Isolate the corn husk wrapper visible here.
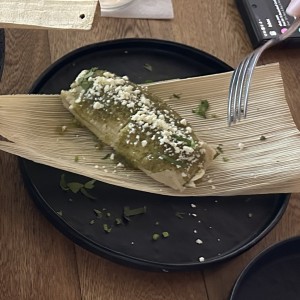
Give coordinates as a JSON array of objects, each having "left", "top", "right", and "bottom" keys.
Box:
[
  {"left": 0, "top": 63, "right": 299, "bottom": 197},
  {"left": 0, "top": 0, "right": 98, "bottom": 30}
]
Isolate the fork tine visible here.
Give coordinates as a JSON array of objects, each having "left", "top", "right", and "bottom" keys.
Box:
[
  {"left": 241, "top": 50, "right": 263, "bottom": 118},
  {"left": 232, "top": 60, "right": 246, "bottom": 123},
  {"left": 236, "top": 55, "right": 252, "bottom": 121},
  {"left": 228, "top": 56, "right": 250, "bottom": 125},
  {"left": 228, "top": 17, "right": 300, "bottom": 126},
  {"left": 227, "top": 67, "right": 239, "bottom": 126}
]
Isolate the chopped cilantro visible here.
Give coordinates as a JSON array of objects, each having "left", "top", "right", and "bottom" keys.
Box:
[
  {"left": 67, "top": 182, "right": 83, "bottom": 193},
  {"left": 193, "top": 100, "right": 210, "bottom": 118},
  {"left": 84, "top": 179, "right": 96, "bottom": 190},
  {"left": 115, "top": 218, "right": 123, "bottom": 225},
  {"left": 176, "top": 212, "right": 185, "bottom": 219},
  {"left": 103, "top": 224, "right": 112, "bottom": 233},
  {"left": 93, "top": 209, "right": 102, "bottom": 218},
  {"left": 152, "top": 233, "right": 160, "bottom": 241},
  {"left": 260, "top": 135, "right": 267, "bottom": 141},
  {"left": 102, "top": 153, "right": 111, "bottom": 160},
  {"left": 60, "top": 174, "right": 69, "bottom": 191},
  {"left": 123, "top": 206, "right": 147, "bottom": 219},
  {"left": 170, "top": 93, "right": 181, "bottom": 99},
  {"left": 162, "top": 232, "right": 170, "bottom": 238},
  {"left": 80, "top": 187, "right": 97, "bottom": 200},
  {"left": 144, "top": 63, "right": 153, "bottom": 72}
]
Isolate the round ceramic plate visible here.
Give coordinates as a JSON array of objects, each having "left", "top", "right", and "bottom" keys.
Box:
[
  {"left": 230, "top": 236, "right": 300, "bottom": 300},
  {"left": 20, "top": 39, "right": 289, "bottom": 271}
]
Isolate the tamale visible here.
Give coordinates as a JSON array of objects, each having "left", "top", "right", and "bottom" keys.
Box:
[{"left": 61, "top": 68, "right": 215, "bottom": 190}]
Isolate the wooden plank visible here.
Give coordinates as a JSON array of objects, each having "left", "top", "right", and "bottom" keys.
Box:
[
  {"left": 75, "top": 246, "right": 208, "bottom": 300},
  {"left": 0, "top": 0, "right": 98, "bottom": 30},
  {"left": 42, "top": 0, "right": 300, "bottom": 299},
  {"left": 204, "top": 195, "right": 300, "bottom": 300},
  {"left": 0, "top": 29, "right": 82, "bottom": 300}
]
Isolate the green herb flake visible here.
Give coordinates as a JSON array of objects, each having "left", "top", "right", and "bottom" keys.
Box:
[
  {"left": 260, "top": 135, "right": 267, "bottom": 141},
  {"left": 172, "top": 135, "right": 194, "bottom": 147},
  {"left": 214, "top": 144, "right": 224, "bottom": 160},
  {"left": 222, "top": 157, "right": 230, "bottom": 162},
  {"left": 216, "top": 145, "right": 224, "bottom": 153},
  {"left": 103, "top": 224, "right": 112, "bottom": 233},
  {"left": 59, "top": 174, "right": 69, "bottom": 191},
  {"left": 89, "top": 219, "right": 95, "bottom": 225},
  {"left": 176, "top": 212, "right": 185, "bottom": 219},
  {"left": 115, "top": 218, "right": 123, "bottom": 225},
  {"left": 80, "top": 188, "right": 97, "bottom": 200},
  {"left": 152, "top": 233, "right": 160, "bottom": 241},
  {"left": 123, "top": 206, "right": 147, "bottom": 218},
  {"left": 56, "top": 210, "right": 63, "bottom": 217},
  {"left": 161, "top": 154, "right": 185, "bottom": 167},
  {"left": 193, "top": 100, "right": 210, "bottom": 118},
  {"left": 80, "top": 80, "right": 93, "bottom": 90},
  {"left": 74, "top": 155, "right": 79, "bottom": 162},
  {"left": 102, "top": 153, "right": 111, "bottom": 160},
  {"left": 144, "top": 79, "right": 153, "bottom": 83},
  {"left": 170, "top": 93, "right": 181, "bottom": 99},
  {"left": 67, "top": 182, "right": 84, "bottom": 193},
  {"left": 211, "top": 114, "right": 218, "bottom": 118},
  {"left": 162, "top": 231, "right": 170, "bottom": 238},
  {"left": 84, "top": 179, "right": 96, "bottom": 190},
  {"left": 93, "top": 209, "right": 102, "bottom": 218},
  {"left": 144, "top": 63, "right": 153, "bottom": 72}
]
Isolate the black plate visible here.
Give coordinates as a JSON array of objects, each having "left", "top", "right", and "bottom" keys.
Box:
[
  {"left": 21, "top": 38, "right": 289, "bottom": 271},
  {"left": 230, "top": 236, "right": 300, "bottom": 300}
]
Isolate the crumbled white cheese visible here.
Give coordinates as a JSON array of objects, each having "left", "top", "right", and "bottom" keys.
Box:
[
  {"left": 238, "top": 142, "right": 245, "bottom": 150},
  {"left": 93, "top": 102, "right": 104, "bottom": 109},
  {"left": 196, "top": 239, "right": 203, "bottom": 245},
  {"left": 199, "top": 257, "right": 205, "bottom": 262},
  {"left": 180, "top": 119, "right": 187, "bottom": 126},
  {"left": 141, "top": 140, "right": 148, "bottom": 147}
]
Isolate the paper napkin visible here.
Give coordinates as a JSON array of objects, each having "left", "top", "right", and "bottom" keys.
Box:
[{"left": 99, "top": 0, "right": 174, "bottom": 19}]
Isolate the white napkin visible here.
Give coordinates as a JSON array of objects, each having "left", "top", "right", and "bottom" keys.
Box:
[{"left": 99, "top": 0, "right": 174, "bottom": 19}]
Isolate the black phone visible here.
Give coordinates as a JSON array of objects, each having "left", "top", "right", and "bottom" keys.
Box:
[{"left": 236, "top": 0, "right": 300, "bottom": 48}]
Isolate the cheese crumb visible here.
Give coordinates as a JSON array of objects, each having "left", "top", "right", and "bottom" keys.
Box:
[
  {"left": 199, "top": 257, "right": 205, "bottom": 262},
  {"left": 196, "top": 239, "right": 203, "bottom": 245},
  {"left": 93, "top": 102, "right": 104, "bottom": 109},
  {"left": 141, "top": 140, "right": 148, "bottom": 147},
  {"left": 238, "top": 142, "right": 245, "bottom": 150}
]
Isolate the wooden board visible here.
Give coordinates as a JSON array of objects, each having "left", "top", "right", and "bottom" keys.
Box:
[{"left": 0, "top": 0, "right": 98, "bottom": 30}]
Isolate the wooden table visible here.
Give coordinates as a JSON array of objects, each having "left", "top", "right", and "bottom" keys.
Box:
[{"left": 1, "top": 1, "right": 300, "bottom": 299}]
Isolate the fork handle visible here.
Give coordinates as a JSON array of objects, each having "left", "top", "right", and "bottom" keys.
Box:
[{"left": 276, "top": 17, "right": 300, "bottom": 42}]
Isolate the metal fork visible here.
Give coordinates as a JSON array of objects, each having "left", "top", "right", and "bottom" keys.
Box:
[{"left": 227, "top": 17, "right": 300, "bottom": 126}]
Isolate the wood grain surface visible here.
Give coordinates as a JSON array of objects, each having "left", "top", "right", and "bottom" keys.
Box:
[{"left": 1, "top": 1, "right": 300, "bottom": 299}]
